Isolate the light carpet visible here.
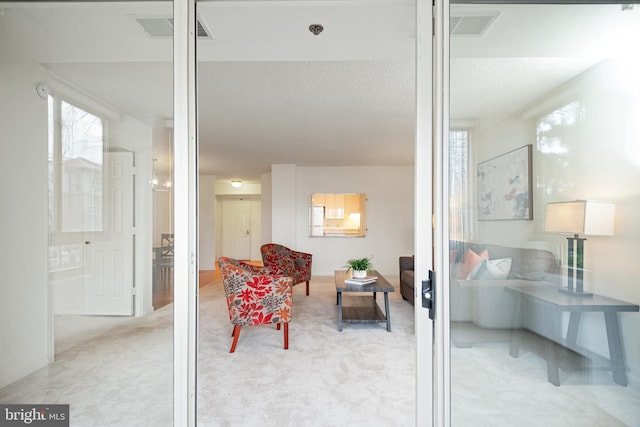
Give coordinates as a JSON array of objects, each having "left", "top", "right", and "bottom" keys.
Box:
[
  {"left": 1, "top": 275, "right": 638, "bottom": 426},
  {"left": 197, "top": 275, "right": 415, "bottom": 427}
]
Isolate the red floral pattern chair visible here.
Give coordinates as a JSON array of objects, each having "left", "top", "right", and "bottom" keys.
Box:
[
  {"left": 260, "top": 243, "right": 313, "bottom": 296},
  {"left": 218, "top": 257, "right": 293, "bottom": 353}
]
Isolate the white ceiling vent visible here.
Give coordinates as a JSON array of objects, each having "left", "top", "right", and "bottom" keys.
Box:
[
  {"left": 450, "top": 13, "right": 499, "bottom": 37},
  {"left": 135, "top": 16, "right": 213, "bottom": 39}
]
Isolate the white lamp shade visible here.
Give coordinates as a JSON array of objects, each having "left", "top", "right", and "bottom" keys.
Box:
[{"left": 545, "top": 200, "right": 615, "bottom": 236}]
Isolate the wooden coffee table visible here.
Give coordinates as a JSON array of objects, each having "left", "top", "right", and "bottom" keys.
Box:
[{"left": 334, "top": 270, "right": 394, "bottom": 332}]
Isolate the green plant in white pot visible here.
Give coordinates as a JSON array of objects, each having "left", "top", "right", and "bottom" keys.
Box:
[{"left": 345, "top": 257, "right": 373, "bottom": 278}]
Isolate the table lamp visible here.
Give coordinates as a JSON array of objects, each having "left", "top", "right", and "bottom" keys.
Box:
[{"left": 545, "top": 200, "right": 615, "bottom": 297}]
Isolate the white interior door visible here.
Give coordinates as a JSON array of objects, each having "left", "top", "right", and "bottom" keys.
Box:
[
  {"left": 84, "top": 152, "right": 134, "bottom": 315},
  {"left": 221, "top": 198, "right": 252, "bottom": 260},
  {"left": 249, "top": 199, "right": 262, "bottom": 260}
]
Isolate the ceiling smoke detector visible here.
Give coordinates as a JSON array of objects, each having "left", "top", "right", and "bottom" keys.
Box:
[{"left": 309, "top": 24, "right": 324, "bottom": 36}]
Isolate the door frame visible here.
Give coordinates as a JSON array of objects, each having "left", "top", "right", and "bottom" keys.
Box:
[
  {"left": 415, "top": 0, "right": 437, "bottom": 425},
  {"left": 173, "top": 0, "right": 198, "bottom": 425},
  {"left": 172, "top": 0, "right": 439, "bottom": 425},
  {"left": 430, "top": 0, "right": 452, "bottom": 425}
]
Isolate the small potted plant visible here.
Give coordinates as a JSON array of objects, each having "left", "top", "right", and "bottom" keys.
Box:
[{"left": 345, "top": 257, "right": 373, "bottom": 278}]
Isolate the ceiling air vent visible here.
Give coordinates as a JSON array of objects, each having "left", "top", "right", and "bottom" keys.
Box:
[
  {"left": 450, "top": 13, "right": 499, "bottom": 36},
  {"left": 135, "top": 16, "right": 213, "bottom": 39}
]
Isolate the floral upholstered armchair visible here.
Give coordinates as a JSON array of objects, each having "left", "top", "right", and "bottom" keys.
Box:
[
  {"left": 260, "top": 243, "right": 313, "bottom": 296},
  {"left": 218, "top": 257, "right": 293, "bottom": 353}
]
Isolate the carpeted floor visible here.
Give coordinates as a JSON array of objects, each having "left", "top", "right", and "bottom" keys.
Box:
[
  {"left": 197, "top": 275, "right": 415, "bottom": 427},
  {"left": 1, "top": 274, "right": 638, "bottom": 426}
]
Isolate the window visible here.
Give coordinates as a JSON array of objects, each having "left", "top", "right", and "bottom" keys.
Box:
[
  {"left": 536, "top": 101, "right": 583, "bottom": 197},
  {"left": 48, "top": 97, "right": 105, "bottom": 233},
  {"left": 449, "top": 129, "right": 471, "bottom": 240}
]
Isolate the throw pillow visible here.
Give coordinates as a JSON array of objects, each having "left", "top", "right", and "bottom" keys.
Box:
[
  {"left": 465, "top": 258, "right": 486, "bottom": 280},
  {"left": 472, "top": 257, "right": 513, "bottom": 280},
  {"left": 456, "top": 248, "right": 489, "bottom": 279}
]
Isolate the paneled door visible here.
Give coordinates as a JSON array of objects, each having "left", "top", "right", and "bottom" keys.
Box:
[
  {"left": 84, "top": 152, "right": 134, "bottom": 315},
  {"left": 221, "top": 198, "right": 252, "bottom": 260}
]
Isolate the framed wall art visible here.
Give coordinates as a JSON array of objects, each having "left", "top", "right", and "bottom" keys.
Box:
[{"left": 477, "top": 144, "right": 533, "bottom": 220}]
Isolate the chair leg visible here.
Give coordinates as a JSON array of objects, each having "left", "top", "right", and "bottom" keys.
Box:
[
  {"left": 283, "top": 323, "right": 289, "bottom": 350},
  {"left": 230, "top": 325, "right": 241, "bottom": 353},
  {"left": 277, "top": 323, "right": 281, "bottom": 330},
  {"left": 306, "top": 280, "right": 310, "bottom": 296}
]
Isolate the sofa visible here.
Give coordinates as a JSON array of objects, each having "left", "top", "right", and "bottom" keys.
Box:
[
  {"left": 399, "top": 256, "right": 416, "bottom": 303},
  {"left": 399, "top": 241, "right": 560, "bottom": 329}
]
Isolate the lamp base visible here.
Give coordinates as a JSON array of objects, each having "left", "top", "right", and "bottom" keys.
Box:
[{"left": 558, "top": 288, "right": 593, "bottom": 298}]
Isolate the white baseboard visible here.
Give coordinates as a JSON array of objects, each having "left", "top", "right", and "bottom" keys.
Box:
[{"left": 0, "top": 356, "right": 49, "bottom": 389}]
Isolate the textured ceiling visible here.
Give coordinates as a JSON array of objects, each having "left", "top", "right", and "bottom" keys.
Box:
[
  {"left": 197, "top": 60, "right": 415, "bottom": 178},
  {"left": 450, "top": 57, "right": 596, "bottom": 123},
  {"left": 2, "top": 2, "right": 638, "bottom": 182}
]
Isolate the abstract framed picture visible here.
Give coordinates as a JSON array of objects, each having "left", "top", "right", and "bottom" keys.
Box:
[{"left": 477, "top": 144, "right": 533, "bottom": 220}]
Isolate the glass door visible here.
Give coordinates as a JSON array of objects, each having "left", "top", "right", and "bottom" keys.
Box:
[
  {"left": 443, "top": 1, "right": 640, "bottom": 425},
  {"left": 0, "top": 1, "right": 175, "bottom": 425}
]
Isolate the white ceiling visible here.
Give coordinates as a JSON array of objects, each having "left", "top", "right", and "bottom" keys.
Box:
[{"left": 1, "top": 1, "right": 638, "bottom": 182}]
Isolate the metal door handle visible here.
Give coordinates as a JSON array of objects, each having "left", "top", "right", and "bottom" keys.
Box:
[{"left": 422, "top": 270, "right": 435, "bottom": 320}]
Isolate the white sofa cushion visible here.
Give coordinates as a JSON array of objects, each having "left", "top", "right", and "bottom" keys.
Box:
[{"left": 472, "top": 258, "right": 513, "bottom": 280}]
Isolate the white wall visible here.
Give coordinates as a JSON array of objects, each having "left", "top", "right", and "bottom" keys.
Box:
[
  {"left": 0, "top": 64, "right": 51, "bottom": 387},
  {"left": 263, "top": 167, "right": 413, "bottom": 280},
  {"left": 271, "top": 164, "right": 297, "bottom": 248},
  {"left": 152, "top": 128, "right": 173, "bottom": 247},
  {"left": 199, "top": 175, "right": 216, "bottom": 270},
  {"left": 152, "top": 190, "right": 172, "bottom": 245},
  {"left": 0, "top": 63, "right": 157, "bottom": 387},
  {"left": 471, "top": 59, "right": 640, "bottom": 386},
  {"left": 261, "top": 172, "right": 273, "bottom": 244}
]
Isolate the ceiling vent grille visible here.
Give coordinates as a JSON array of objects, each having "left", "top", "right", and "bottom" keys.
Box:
[
  {"left": 450, "top": 13, "right": 499, "bottom": 36},
  {"left": 135, "top": 16, "right": 213, "bottom": 39}
]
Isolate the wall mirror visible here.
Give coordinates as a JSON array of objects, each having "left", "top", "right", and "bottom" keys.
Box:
[{"left": 309, "top": 193, "right": 367, "bottom": 237}]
